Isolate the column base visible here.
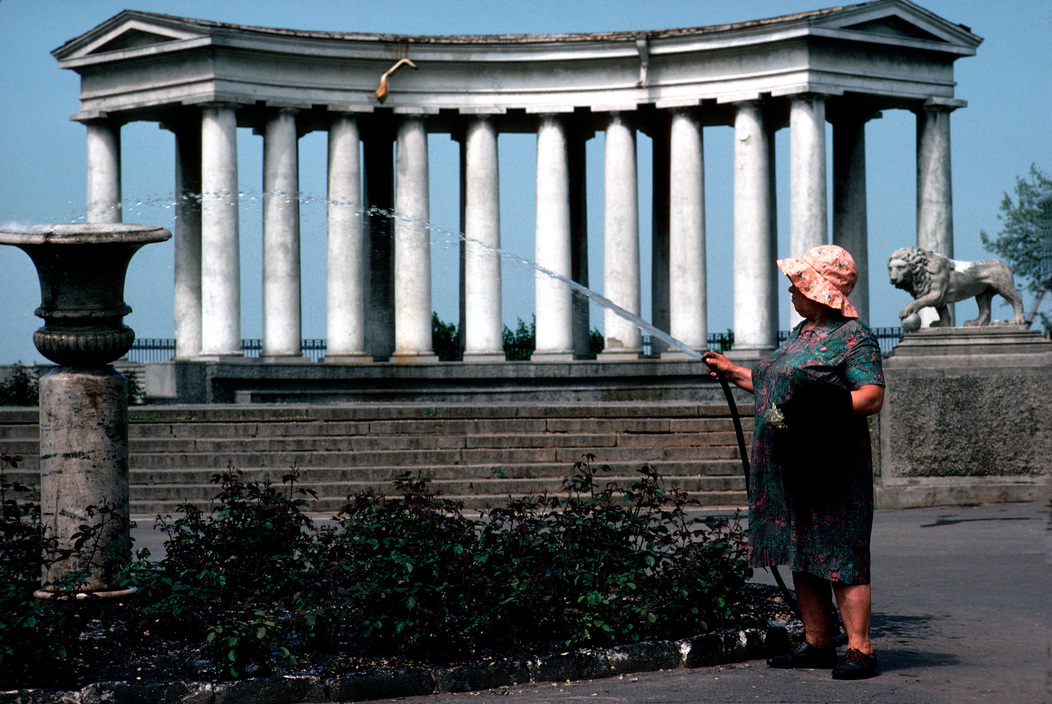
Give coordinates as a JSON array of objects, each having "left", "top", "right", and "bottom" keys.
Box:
[
  {"left": 261, "top": 355, "right": 312, "bottom": 364},
  {"left": 463, "top": 351, "right": 508, "bottom": 363},
  {"left": 596, "top": 348, "right": 644, "bottom": 362},
  {"left": 198, "top": 353, "right": 250, "bottom": 363},
  {"left": 530, "top": 350, "right": 575, "bottom": 362},
  {"left": 323, "top": 354, "right": 374, "bottom": 364},
  {"left": 390, "top": 351, "right": 440, "bottom": 364}
]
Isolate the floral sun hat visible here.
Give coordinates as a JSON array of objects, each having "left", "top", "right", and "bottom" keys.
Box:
[{"left": 777, "top": 244, "right": 859, "bottom": 318}]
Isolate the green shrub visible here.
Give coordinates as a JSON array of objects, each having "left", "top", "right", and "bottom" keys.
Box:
[
  {"left": 130, "top": 470, "right": 317, "bottom": 676},
  {"left": 310, "top": 473, "right": 480, "bottom": 657},
  {"left": 474, "top": 458, "right": 751, "bottom": 648},
  {"left": 0, "top": 363, "right": 39, "bottom": 406},
  {"left": 1, "top": 457, "right": 754, "bottom": 686}
]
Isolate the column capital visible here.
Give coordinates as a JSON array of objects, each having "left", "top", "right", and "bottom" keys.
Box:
[{"left": 920, "top": 96, "right": 967, "bottom": 113}]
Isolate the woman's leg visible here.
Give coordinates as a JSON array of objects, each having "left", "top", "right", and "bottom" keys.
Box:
[
  {"left": 831, "top": 582, "right": 873, "bottom": 656},
  {"left": 792, "top": 570, "right": 836, "bottom": 647}
]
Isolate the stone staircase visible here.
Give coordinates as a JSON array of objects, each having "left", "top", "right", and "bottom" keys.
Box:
[{"left": 0, "top": 401, "right": 753, "bottom": 516}]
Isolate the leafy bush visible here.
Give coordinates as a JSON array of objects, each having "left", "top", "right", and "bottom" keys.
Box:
[
  {"left": 1, "top": 457, "right": 754, "bottom": 687},
  {"left": 310, "top": 473, "right": 481, "bottom": 657},
  {"left": 0, "top": 452, "right": 115, "bottom": 689},
  {"left": 431, "top": 312, "right": 462, "bottom": 361},
  {"left": 473, "top": 458, "right": 750, "bottom": 648},
  {"left": 0, "top": 363, "right": 39, "bottom": 406},
  {"left": 129, "top": 470, "right": 317, "bottom": 677}
]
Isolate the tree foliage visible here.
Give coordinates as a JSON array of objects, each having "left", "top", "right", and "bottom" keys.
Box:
[{"left": 980, "top": 164, "right": 1052, "bottom": 330}]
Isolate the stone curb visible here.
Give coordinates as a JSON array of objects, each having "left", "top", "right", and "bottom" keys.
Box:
[{"left": 1, "top": 623, "right": 794, "bottom": 704}]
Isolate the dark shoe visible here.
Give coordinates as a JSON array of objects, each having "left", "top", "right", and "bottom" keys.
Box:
[
  {"left": 831, "top": 648, "right": 878, "bottom": 680},
  {"left": 767, "top": 641, "right": 838, "bottom": 669}
]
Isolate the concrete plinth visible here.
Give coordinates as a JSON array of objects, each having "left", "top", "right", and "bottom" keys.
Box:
[
  {"left": 37, "top": 367, "right": 135, "bottom": 598},
  {"left": 876, "top": 327, "right": 1052, "bottom": 508}
]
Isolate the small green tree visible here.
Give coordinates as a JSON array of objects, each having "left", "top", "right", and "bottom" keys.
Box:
[
  {"left": 980, "top": 165, "right": 1052, "bottom": 332},
  {"left": 431, "top": 312, "right": 461, "bottom": 361},
  {"left": 0, "top": 364, "right": 39, "bottom": 406}
]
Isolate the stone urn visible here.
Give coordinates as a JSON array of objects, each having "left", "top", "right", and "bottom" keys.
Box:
[{"left": 0, "top": 223, "right": 170, "bottom": 598}]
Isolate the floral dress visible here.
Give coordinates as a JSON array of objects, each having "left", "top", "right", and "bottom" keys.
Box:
[{"left": 748, "top": 317, "right": 885, "bottom": 585}]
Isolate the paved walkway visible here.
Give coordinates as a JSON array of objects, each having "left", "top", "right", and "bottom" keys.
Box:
[{"left": 342, "top": 501, "right": 1051, "bottom": 704}]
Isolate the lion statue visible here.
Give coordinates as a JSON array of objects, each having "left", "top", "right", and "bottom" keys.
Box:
[{"left": 887, "top": 246, "right": 1025, "bottom": 328}]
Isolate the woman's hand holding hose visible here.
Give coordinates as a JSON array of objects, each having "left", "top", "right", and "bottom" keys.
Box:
[{"left": 702, "top": 352, "right": 754, "bottom": 393}]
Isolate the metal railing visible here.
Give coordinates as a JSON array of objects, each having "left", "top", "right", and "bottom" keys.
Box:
[{"left": 127, "top": 328, "right": 904, "bottom": 364}]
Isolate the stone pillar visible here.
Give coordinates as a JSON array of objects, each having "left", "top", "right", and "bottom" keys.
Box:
[
  {"left": 363, "top": 132, "right": 395, "bottom": 361},
  {"left": 326, "top": 113, "right": 371, "bottom": 362},
  {"left": 651, "top": 116, "right": 671, "bottom": 357},
  {"left": 462, "top": 116, "right": 505, "bottom": 362},
  {"left": 39, "top": 369, "right": 132, "bottom": 595},
  {"left": 664, "top": 108, "right": 707, "bottom": 357},
  {"left": 173, "top": 122, "right": 202, "bottom": 360},
  {"left": 732, "top": 101, "right": 778, "bottom": 356},
  {"left": 916, "top": 102, "right": 955, "bottom": 257},
  {"left": 200, "top": 105, "right": 242, "bottom": 357},
  {"left": 833, "top": 112, "right": 871, "bottom": 325},
  {"left": 916, "top": 101, "right": 956, "bottom": 326},
  {"left": 261, "top": 109, "right": 303, "bottom": 359},
  {"left": 533, "top": 114, "right": 575, "bottom": 361},
  {"left": 599, "top": 112, "right": 643, "bottom": 359},
  {"left": 86, "top": 119, "right": 122, "bottom": 224},
  {"left": 789, "top": 94, "right": 828, "bottom": 258},
  {"left": 392, "top": 116, "right": 437, "bottom": 362}
]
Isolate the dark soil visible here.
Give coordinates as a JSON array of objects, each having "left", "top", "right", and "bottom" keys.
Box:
[{"left": 20, "top": 583, "right": 795, "bottom": 691}]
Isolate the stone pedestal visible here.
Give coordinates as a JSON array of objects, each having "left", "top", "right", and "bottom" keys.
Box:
[
  {"left": 0, "top": 223, "right": 170, "bottom": 598},
  {"left": 876, "top": 327, "right": 1052, "bottom": 508},
  {"left": 38, "top": 368, "right": 135, "bottom": 598}
]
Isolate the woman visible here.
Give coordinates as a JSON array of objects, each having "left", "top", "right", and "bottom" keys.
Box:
[{"left": 703, "top": 245, "right": 885, "bottom": 681}]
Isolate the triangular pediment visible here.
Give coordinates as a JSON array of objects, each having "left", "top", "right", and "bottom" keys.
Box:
[
  {"left": 90, "top": 27, "right": 182, "bottom": 54},
  {"left": 814, "top": 0, "right": 982, "bottom": 51},
  {"left": 842, "top": 15, "right": 943, "bottom": 42},
  {"left": 53, "top": 11, "right": 207, "bottom": 62}
]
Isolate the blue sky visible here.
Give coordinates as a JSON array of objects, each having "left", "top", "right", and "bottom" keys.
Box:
[{"left": 1, "top": 0, "right": 1049, "bottom": 364}]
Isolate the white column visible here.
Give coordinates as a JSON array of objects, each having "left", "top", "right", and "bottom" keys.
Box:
[
  {"left": 392, "top": 116, "right": 437, "bottom": 362},
  {"left": 833, "top": 113, "right": 870, "bottom": 325},
  {"left": 462, "top": 116, "right": 504, "bottom": 362},
  {"left": 262, "top": 109, "right": 303, "bottom": 359},
  {"left": 86, "top": 120, "right": 122, "bottom": 224},
  {"left": 790, "top": 95, "right": 827, "bottom": 257},
  {"left": 916, "top": 102, "right": 956, "bottom": 326},
  {"left": 599, "top": 112, "right": 642, "bottom": 359},
  {"left": 732, "top": 102, "right": 778, "bottom": 355},
  {"left": 173, "top": 123, "right": 202, "bottom": 360},
  {"left": 916, "top": 103, "right": 955, "bottom": 257},
  {"left": 326, "top": 114, "right": 370, "bottom": 362},
  {"left": 533, "top": 115, "right": 575, "bottom": 361},
  {"left": 200, "top": 105, "right": 242, "bottom": 357},
  {"left": 664, "top": 109, "right": 707, "bottom": 357}
]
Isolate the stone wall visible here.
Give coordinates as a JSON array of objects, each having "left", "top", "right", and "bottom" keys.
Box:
[{"left": 876, "top": 327, "right": 1052, "bottom": 508}]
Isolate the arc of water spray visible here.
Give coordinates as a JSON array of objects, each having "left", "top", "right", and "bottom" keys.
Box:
[
  {"left": 361, "top": 203, "right": 706, "bottom": 360},
  {"left": 357, "top": 203, "right": 809, "bottom": 620}
]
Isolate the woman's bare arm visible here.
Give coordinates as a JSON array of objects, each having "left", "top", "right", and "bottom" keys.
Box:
[{"left": 851, "top": 384, "right": 884, "bottom": 416}]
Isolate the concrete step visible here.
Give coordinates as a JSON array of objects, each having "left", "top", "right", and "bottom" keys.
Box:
[{"left": 0, "top": 402, "right": 753, "bottom": 513}]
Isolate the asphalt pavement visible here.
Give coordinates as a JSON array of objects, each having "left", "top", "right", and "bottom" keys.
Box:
[{"left": 342, "top": 500, "right": 1052, "bottom": 704}]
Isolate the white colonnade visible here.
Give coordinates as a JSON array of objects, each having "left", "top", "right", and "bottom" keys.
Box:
[{"left": 58, "top": 4, "right": 979, "bottom": 364}]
